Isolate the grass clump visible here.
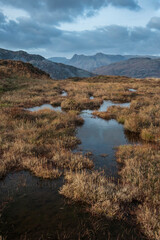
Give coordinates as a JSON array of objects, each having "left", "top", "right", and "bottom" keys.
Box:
[
  {"left": 61, "top": 97, "right": 102, "bottom": 111},
  {"left": 60, "top": 171, "right": 120, "bottom": 217},
  {"left": 60, "top": 170, "right": 137, "bottom": 218},
  {"left": 116, "top": 145, "right": 160, "bottom": 240},
  {"left": 93, "top": 95, "right": 160, "bottom": 143}
]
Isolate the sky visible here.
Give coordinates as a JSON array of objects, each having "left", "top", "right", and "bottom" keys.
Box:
[{"left": 0, "top": 0, "right": 160, "bottom": 58}]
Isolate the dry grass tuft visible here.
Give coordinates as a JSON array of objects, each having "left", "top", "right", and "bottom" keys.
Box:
[
  {"left": 60, "top": 170, "right": 137, "bottom": 218},
  {"left": 116, "top": 144, "right": 160, "bottom": 240}
]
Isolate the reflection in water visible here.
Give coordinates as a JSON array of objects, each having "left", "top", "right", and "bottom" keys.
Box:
[
  {"left": 98, "top": 100, "right": 130, "bottom": 112},
  {"left": 0, "top": 172, "right": 145, "bottom": 240},
  {"left": 75, "top": 101, "right": 138, "bottom": 176},
  {"left": 0, "top": 100, "right": 144, "bottom": 240}
]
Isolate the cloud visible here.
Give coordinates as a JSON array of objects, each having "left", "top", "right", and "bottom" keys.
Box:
[
  {"left": 0, "top": 10, "right": 160, "bottom": 57},
  {"left": 147, "top": 17, "right": 160, "bottom": 30},
  {"left": 0, "top": 0, "right": 140, "bottom": 25},
  {"left": 0, "top": 11, "right": 6, "bottom": 23},
  {"left": 108, "top": 0, "right": 140, "bottom": 10},
  {"left": 0, "top": 11, "right": 62, "bottom": 49}
]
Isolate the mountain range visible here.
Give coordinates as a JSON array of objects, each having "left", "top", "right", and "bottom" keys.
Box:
[
  {"left": 49, "top": 53, "right": 131, "bottom": 71},
  {"left": 1, "top": 48, "right": 160, "bottom": 79},
  {"left": 93, "top": 58, "right": 160, "bottom": 78},
  {"left": 0, "top": 48, "right": 94, "bottom": 80},
  {"left": 48, "top": 53, "right": 158, "bottom": 72},
  {"left": 49, "top": 53, "right": 160, "bottom": 78}
]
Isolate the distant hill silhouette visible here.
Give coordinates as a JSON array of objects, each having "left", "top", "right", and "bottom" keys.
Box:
[
  {"left": 93, "top": 58, "right": 160, "bottom": 78},
  {"left": 49, "top": 53, "right": 130, "bottom": 71},
  {"left": 48, "top": 53, "right": 158, "bottom": 72}
]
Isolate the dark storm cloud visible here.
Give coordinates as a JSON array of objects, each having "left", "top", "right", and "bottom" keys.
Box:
[
  {"left": 147, "top": 17, "right": 160, "bottom": 30},
  {"left": 0, "top": 0, "right": 140, "bottom": 24},
  {"left": 54, "top": 26, "right": 160, "bottom": 55},
  {"left": 108, "top": 0, "right": 140, "bottom": 10},
  {"left": 0, "top": 11, "right": 62, "bottom": 49}
]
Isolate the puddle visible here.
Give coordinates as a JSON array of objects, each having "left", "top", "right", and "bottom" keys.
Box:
[
  {"left": 98, "top": 100, "right": 130, "bottom": 112},
  {"left": 75, "top": 100, "right": 137, "bottom": 176},
  {"left": 61, "top": 90, "right": 68, "bottom": 97},
  {"left": 0, "top": 172, "right": 145, "bottom": 240},
  {"left": 129, "top": 88, "right": 137, "bottom": 92},
  {"left": 90, "top": 96, "right": 94, "bottom": 100},
  {"left": 26, "top": 104, "right": 62, "bottom": 112}
]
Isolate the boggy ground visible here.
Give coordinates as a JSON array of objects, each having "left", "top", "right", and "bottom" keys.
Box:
[
  {"left": 0, "top": 72, "right": 160, "bottom": 239},
  {"left": 0, "top": 75, "right": 96, "bottom": 180},
  {"left": 58, "top": 76, "right": 160, "bottom": 240}
]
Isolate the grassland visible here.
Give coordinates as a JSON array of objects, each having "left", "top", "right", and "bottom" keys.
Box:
[
  {"left": 0, "top": 76, "right": 95, "bottom": 180},
  {"left": 0, "top": 66, "right": 160, "bottom": 239}
]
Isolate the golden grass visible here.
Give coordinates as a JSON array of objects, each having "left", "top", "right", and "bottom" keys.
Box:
[
  {"left": 93, "top": 95, "right": 160, "bottom": 143},
  {"left": 60, "top": 144, "right": 160, "bottom": 240},
  {"left": 116, "top": 145, "right": 160, "bottom": 240},
  {"left": 60, "top": 170, "right": 138, "bottom": 217},
  {"left": 0, "top": 106, "right": 92, "bottom": 179},
  {"left": 60, "top": 170, "right": 120, "bottom": 217}
]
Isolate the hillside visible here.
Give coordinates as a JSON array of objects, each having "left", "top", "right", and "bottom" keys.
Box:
[
  {"left": 0, "top": 60, "right": 50, "bottom": 79},
  {"left": 94, "top": 58, "right": 160, "bottom": 78},
  {"left": 0, "top": 48, "right": 94, "bottom": 79}
]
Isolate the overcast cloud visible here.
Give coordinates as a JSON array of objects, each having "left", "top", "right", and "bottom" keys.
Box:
[{"left": 0, "top": 0, "right": 160, "bottom": 57}]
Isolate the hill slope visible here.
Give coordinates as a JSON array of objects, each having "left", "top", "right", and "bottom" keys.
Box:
[
  {"left": 94, "top": 58, "right": 160, "bottom": 78},
  {"left": 0, "top": 48, "right": 94, "bottom": 79},
  {"left": 0, "top": 60, "right": 50, "bottom": 79}
]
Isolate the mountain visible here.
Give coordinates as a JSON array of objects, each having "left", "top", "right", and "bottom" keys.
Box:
[
  {"left": 48, "top": 53, "right": 158, "bottom": 72},
  {"left": 0, "top": 60, "right": 50, "bottom": 79},
  {"left": 48, "top": 57, "right": 68, "bottom": 64},
  {"left": 49, "top": 53, "right": 130, "bottom": 71},
  {"left": 0, "top": 48, "right": 94, "bottom": 79},
  {"left": 68, "top": 53, "right": 130, "bottom": 71},
  {"left": 93, "top": 58, "right": 160, "bottom": 78}
]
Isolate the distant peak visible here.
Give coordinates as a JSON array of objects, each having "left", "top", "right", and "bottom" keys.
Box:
[{"left": 96, "top": 52, "right": 104, "bottom": 56}]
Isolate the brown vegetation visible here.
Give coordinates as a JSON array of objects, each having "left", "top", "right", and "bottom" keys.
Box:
[
  {"left": 60, "top": 144, "right": 160, "bottom": 240},
  {"left": 60, "top": 170, "right": 136, "bottom": 217},
  {"left": 116, "top": 145, "right": 160, "bottom": 240},
  {"left": 0, "top": 62, "right": 160, "bottom": 239},
  {"left": 93, "top": 95, "right": 160, "bottom": 142},
  {"left": 0, "top": 107, "right": 94, "bottom": 179},
  {"left": 0, "top": 60, "right": 50, "bottom": 79}
]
